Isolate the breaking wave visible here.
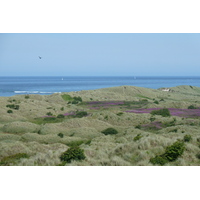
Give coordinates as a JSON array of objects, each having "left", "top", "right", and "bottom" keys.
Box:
[{"left": 14, "top": 91, "right": 61, "bottom": 94}]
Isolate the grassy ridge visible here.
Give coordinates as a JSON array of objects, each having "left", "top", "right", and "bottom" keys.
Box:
[{"left": 1, "top": 85, "right": 200, "bottom": 166}]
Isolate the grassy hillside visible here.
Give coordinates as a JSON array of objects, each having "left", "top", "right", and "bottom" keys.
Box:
[{"left": 1, "top": 85, "right": 200, "bottom": 166}]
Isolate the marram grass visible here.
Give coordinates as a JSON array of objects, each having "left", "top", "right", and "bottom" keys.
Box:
[{"left": 1, "top": 85, "right": 200, "bottom": 165}]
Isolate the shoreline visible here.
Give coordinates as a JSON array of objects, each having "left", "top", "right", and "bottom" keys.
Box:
[{"left": 0, "top": 84, "right": 200, "bottom": 97}]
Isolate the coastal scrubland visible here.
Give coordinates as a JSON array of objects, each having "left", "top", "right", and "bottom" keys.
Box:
[{"left": 1, "top": 85, "right": 200, "bottom": 166}]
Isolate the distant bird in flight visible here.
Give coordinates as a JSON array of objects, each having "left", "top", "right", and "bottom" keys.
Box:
[{"left": 38, "top": 56, "right": 42, "bottom": 59}]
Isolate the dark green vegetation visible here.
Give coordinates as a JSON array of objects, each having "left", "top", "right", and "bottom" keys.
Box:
[
  {"left": 133, "top": 134, "right": 143, "bottom": 141},
  {"left": 150, "top": 141, "right": 185, "bottom": 165},
  {"left": 101, "top": 128, "right": 118, "bottom": 135},
  {"left": 58, "top": 133, "right": 64, "bottom": 138},
  {"left": 61, "top": 94, "right": 82, "bottom": 104},
  {"left": 7, "top": 109, "right": 13, "bottom": 113},
  {"left": 150, "top": 108, "right": 171, "bottom": 117},
  {"left": 183, "top": 134, "right": 192, "bottom": 142},
  {"left": 188, "top": 105, "right": 197, "bottom": 109},
  {"left": 60, "top": 146, "right": 86, "bottom": 163},
  {"left": 6, "top": 104, "right": 20, "bottom": 110},
  {"left": 32, "top": 111, "right": 88, "bottom": 125},
  {"left": 1, "top": 85, "right": 200, "bottom": 165},
  {"left": 25, "top": 95, "right": 30, "bottom": 99},
  {"left": 75, "top": 111, "right": 88, "bottom": 118}
]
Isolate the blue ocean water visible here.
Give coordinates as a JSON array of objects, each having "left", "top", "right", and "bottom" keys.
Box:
[{"left": 0, "top": 76, "right": 200, "bottom": 97}]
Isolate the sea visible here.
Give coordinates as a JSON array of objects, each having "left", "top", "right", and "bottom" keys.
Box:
[{"left": 0, "top": 76, "right": 200, "bottom": 97}]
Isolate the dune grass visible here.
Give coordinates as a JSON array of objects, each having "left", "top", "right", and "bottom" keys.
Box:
[{"left": 1, "top": 85, "right": 200, "bottom": 165}]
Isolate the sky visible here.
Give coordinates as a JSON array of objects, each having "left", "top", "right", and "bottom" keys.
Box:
[{"left": 0, "top": 33, "right": 200, "bottom": 76}]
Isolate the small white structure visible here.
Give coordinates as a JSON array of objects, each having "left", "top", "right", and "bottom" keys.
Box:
[{"left": 162, "top": 88, "right": 170, "bottom": 92}]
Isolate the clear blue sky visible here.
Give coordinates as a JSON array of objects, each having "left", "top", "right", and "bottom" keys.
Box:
[{"left": 0, "top": 33, "right": 200, "bottom": 76}]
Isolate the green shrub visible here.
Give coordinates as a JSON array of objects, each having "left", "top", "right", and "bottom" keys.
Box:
[
  {"left": 46, "top": 112, "right": 53, "bottom": 116},
  {"left": 150, "top": 117, "right": 156, "bottom": 122},
  {"left": 60, "top": 107, "right": 64, "bottom": 111},
  {"left": 60, "top": 146, "right": 86, "bottom": 163},
  {"left": 133, "top": 134, "right": 143, "bottom": 141},
  {"left": 164, "top": 141, "right": 185, "bottom": 162},
  {"left": 150, "top": 155, "right": 168, "bottom": 166},
  {"left": 170, "top": 128, "right": 178, "bottom": 133},
  {"left": 25, "top": 95, "right": 30, "bottom": 99},
  {"left": 135, "top": 125, "right": 141, "bottom": 129},
  {"left": 101, "top": 127, "right": 118, "bottom": 135},
  {"left": 183, "top": 135, "right": 192, "bottom": 142},
  {"left": 58, "top": 133, "right": 64, "bottom": 138},
  {"left": 7, "top": 110, "right": 13, "bottom": 113},
  {"left": 164, "top": 118, "right": 176, "bottom": 127},
  {"left": 73, "top": 96, "right": 82, "bottom": 102},
  {"left": 154, "top": 100, "right": 159, "bottom": 104},
  {"left": 57, "top": 114, "right": 65, "bottom": 118},
  {"left": 150, "top": 141, "right": 185, "bottom": 165},
  {"left": 196, "top": 153, "right": 200, "bottom": 159},
  {"left": 75, "top": 111, "right": 88, "bottom": 118},
  {"left": 188, "top": 105, "right": 197, "bottom": 109},
  {"left": 6, "top": 104, "right": 19, "bottom": 110},
  {"left": 117, "top": 112, "right": 124, "bottom": 116},
  {"left": 150, "top": 108, "right": 171, "bottom": 117},
  {"left": 62, "top": 94, "right": 82, "bottom": 104}
]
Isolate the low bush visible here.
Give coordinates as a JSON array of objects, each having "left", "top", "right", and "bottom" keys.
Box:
[
  {"left": 188, "top": 105, "right": 197, "bottom": 109},
  {"left": 196, "top": 153, "right": 200, "bottom": 159},
  {"left": 75, "top": 111, "right": 88, "bottom": 118},
  {"left": 150, "top": 141, "right": 185, "bottom": 165},
  {"left": 6, "top": 104, "right": 20, "bottom": 110},
  {"left": 150, "top": 108, "right": 171, "bottom": 117},
  {"left": 169, "top": 128, "right": 178, "bottom": 133},
  {"left": 73, "top": 96, "right": 82, "bottom": 102},
  {"left": 133, "top": 134, "right": 143, "bottom": 141},
  {"left": 135, "top": 125, "right": 141, "bottom": 129},
  {"left": 62, "top": 94, "right": 82, "bottom": 104},
  {"left": 58, "top": 133, "right": 64, "bottom": 138},
  {"left": 150, "top": 117, "right": 156, "bottom": 122},
  {"left": 101, "top": 127, "right": 118, "bottom": 135},
  {"left": 116, "top": 112, "right": 124, "bottom": 116},
  {"left": 183, "top": 135, "right": 192, "bottom": 142},
  {"left": 150, "top": 155, "right": 168, "bottom": 166},
  {"left": 164, "top": 141, "right": 185, "bottom": 162},
  {"left": 57, "top": 114, "right": 65, "bottom": 118},
  {"left": 60, "top": 146, "right": 86, "bottom": 163},
  {"left": 46, "top": 112, "right": 53, "bottom": 116},
  {"left": 154, "top": 100, "right": 159, "bottom": 104},
  {"left": 7, "top": 110, "right": 13, "bottom": 113}
]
